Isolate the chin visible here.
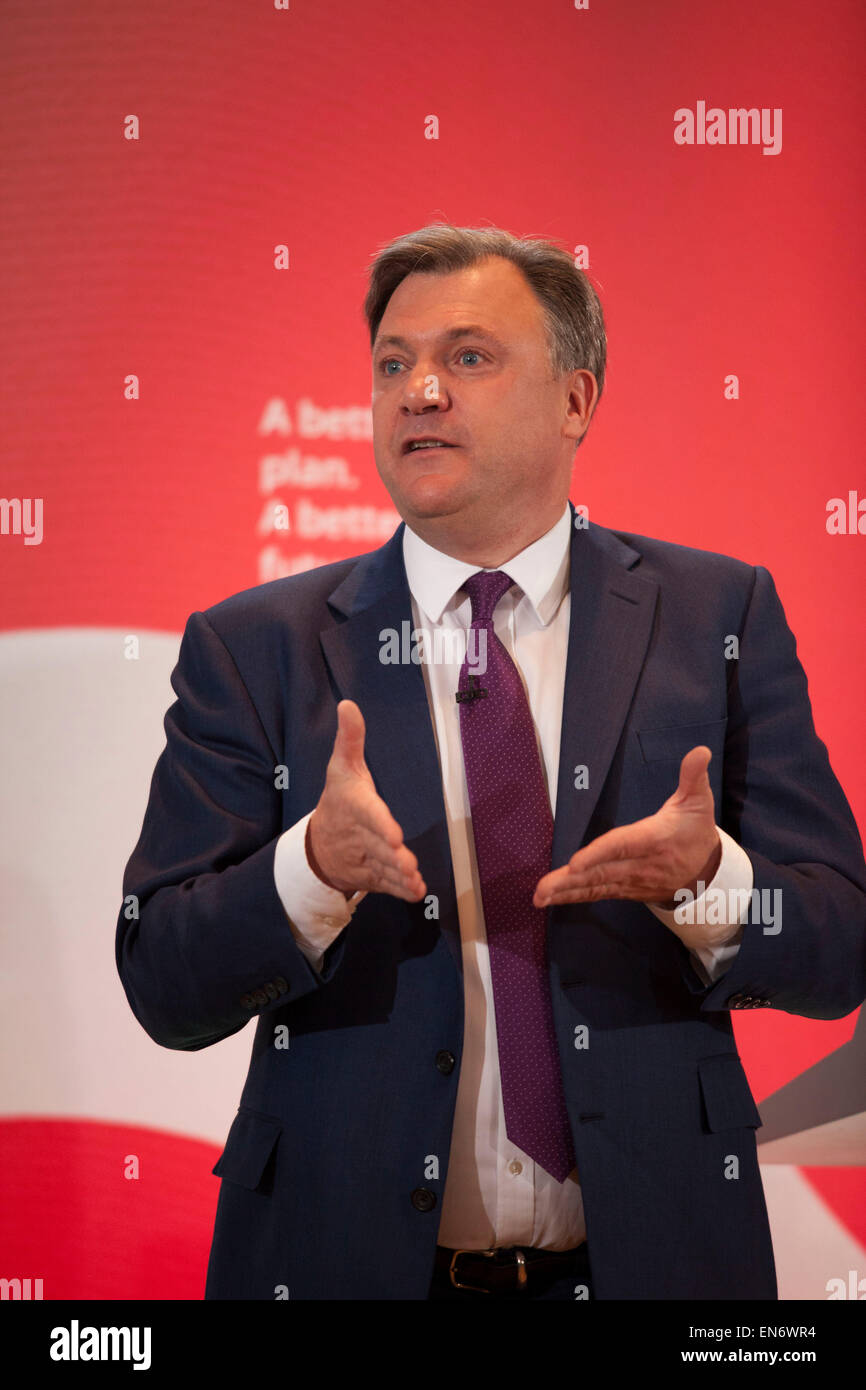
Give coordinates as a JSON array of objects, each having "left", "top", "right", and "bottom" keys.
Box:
[
  {"left": 394, "top": 471, "right": 459, "bottom": 507},
  {"left": 403, "top": 486, "right": 468, "bottom": 521}
]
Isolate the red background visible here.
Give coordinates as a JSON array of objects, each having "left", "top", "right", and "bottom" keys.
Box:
[{"left": 1, "top": 0, "right": 863, "bottom": 1298}]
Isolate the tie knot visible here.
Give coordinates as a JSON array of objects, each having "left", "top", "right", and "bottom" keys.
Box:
[{"left": 461, "top": 569, "right": 514, "bottom": 626}]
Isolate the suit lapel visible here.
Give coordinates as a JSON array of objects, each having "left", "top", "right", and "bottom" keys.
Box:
[
  {"left": 551, "top": 509, "right": 659, "bottom": 872},
  {"left": 320, "top": 526, "right": 463, "bottom": 974}
]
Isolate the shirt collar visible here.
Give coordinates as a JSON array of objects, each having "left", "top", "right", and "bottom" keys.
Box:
[{"left": 402, "top": 502, "right": 572, "bottom": 626}]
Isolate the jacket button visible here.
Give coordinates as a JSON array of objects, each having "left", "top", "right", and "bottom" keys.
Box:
[
  {"left": 264, "top": 982, "right": 279, "bottom": 1000},
  {"left": 726, "top": 993, "right": 746, "bottom": 1008},
  {"left": 274, "top": 977, "right": 289, "bottom": 995},
  {"left": 411, "top": 1187, "right": 437, "bottom": 1212},
  {"left": 240, "top": 994, "right": 255, "bottom": 1010},
  {"left": 251, "top": 989, "right": 269, "bottom": 1008},
  {"left": 435, "top": 1049, "right": 455, "bottom": 1075}
]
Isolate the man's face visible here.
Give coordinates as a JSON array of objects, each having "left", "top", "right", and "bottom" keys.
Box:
[{"left": 370, "top": 257, "right": 591, "bottom": 543}]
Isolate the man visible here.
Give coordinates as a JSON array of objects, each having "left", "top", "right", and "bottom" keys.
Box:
[{"left": 116, "top": 224, "right": 866, "bottom": 1301}]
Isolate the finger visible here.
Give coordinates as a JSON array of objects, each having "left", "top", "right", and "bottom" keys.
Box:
[
  {"left": 539, "top": 859, "right": 670, "bottom": 904},
  {"left": 352, "top": 816, "right": 422, "bottom": 883},
  {"left": 360, "top": 834, "right": 420, "bottom": 881},
  {"left": 330, "top": 700, "right": 368, "bottom": 775},
  {"left": 534, "top": 851, "right": 662, "bottom": 906},
  {"left": 673, "top": 745, "right": 712, "bottom": 800},
  {"left": 534, "top": 865, "right": 575, "bottom": 901},
  {"left": 384, "top": 871, "right": 428, "bottom": 901},
  {"left": 363, "top": 858, "right": 422, "bottom": 896},
  {"left": 541, "top": 881, "right": 629, "bottom": 906},
  {"left": 359, "top": 852, "right": 426, "bottom": 900},
  {"left": 534, "top": 860, "right": 599, "bottom": 905},
  {"left": 558, "top": 861, "right": 671, "bottom": 901}
]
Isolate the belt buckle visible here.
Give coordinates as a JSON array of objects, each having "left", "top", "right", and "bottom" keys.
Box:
[{"left": 449, "top": 1247, "right": 529, "bottom": 1294}]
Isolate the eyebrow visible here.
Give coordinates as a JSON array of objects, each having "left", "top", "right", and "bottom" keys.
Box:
[{"left": 373, "top": 324, "right": 507, "bottom": 355}]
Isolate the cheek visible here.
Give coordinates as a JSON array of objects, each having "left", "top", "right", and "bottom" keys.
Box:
[{"left": 481, "top": 390, "right": 532, "bottom": 440}]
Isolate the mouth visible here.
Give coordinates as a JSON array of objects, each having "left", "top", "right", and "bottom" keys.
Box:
[{"left": 401, "top": 439, "right": 459, "bottom": 456}]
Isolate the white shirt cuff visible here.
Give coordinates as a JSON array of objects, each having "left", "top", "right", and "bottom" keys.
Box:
[
  {"left": 273, "top": 811, "right": 366, "bottom": 971},
  {"left": 647, "top": 826, "right": 751, "bottom": 983}
]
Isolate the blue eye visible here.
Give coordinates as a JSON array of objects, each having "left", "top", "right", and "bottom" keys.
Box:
[{"left": 377, "top": 349, "right": 483, "bottom": 374}]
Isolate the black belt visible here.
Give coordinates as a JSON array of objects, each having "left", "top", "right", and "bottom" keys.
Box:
[{"left": 434, "top": 1243, "right": 587, "bottom": 1295}]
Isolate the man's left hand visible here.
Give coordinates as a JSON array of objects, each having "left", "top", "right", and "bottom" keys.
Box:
[{"left": 534, "top": 745, "right": 722, "bottom": 910}]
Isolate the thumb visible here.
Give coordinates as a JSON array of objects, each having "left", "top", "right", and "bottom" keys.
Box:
[
  {"left": 674, "top": 745, "right": 712, "bottom": 801},
  {"left": 330, "top": 699, "right": 368, "bottom": 776}
]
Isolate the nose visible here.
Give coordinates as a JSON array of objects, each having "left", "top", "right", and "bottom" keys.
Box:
[{"left": 400, "top": 363, "right": 448, "bottom": 411}]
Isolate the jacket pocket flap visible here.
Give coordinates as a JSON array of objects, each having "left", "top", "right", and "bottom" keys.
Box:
[
  {"left": 212, "top": 1108, "right": 282, "bottom": 1188},
  {"left": 638, "top": 718, "right": 728, "bottom": 763},
  {"left": 698, "top": 1053, "right": 762, "bottom": 1132}
]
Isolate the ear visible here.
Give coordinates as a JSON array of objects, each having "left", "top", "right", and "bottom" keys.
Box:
[{"left": 562, "top": 369, "right": 599, "bottom": 446}]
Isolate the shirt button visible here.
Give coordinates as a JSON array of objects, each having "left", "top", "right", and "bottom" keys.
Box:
[{"left": 508, "top": 1160, "right": 523, "bottom": 1176}]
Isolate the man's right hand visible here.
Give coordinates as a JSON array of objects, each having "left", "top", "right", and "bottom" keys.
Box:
[{"left": 307, "top": 699, "right": 428, "bottom": 902}]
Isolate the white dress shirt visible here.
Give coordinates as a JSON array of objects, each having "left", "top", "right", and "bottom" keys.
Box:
[{"left": 272, "top": 503, "right": 751, "bottom": 1249}]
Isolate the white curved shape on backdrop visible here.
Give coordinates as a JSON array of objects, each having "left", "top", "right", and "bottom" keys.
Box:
[{"left": 0, "top": 627, "right": 251, "bottom": 1144}]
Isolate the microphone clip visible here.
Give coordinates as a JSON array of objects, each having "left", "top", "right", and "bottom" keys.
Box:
[{"left": 455, "top": 674, "right": 488, "bottom": 704}]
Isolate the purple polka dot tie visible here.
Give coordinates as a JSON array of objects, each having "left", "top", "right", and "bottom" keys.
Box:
[{"left": 457, "top": 570, "right": 576, "bottom": 1184}]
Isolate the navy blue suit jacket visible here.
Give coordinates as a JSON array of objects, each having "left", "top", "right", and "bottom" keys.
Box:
[{"left": 116, "top": 505, "right": 866, "bottom": 1299}]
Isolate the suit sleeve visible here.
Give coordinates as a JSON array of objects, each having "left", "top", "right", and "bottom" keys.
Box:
[
  {"left": 115, "top": 610, "right": 348, "bottom": 1050},
  {"left": 673, "top": 564, "right": 866, "bottom": 1018}
]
